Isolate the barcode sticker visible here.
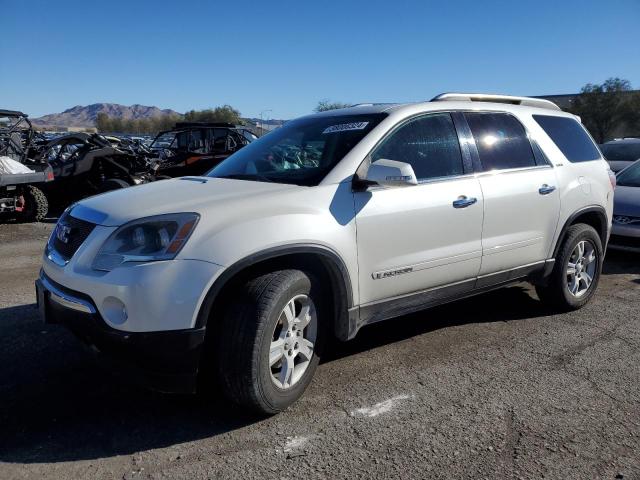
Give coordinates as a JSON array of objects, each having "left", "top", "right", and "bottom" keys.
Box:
[{"left": 322, "top": 122, "right": 369, "bottom": 134}]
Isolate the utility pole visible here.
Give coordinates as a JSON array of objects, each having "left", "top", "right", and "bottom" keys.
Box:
[{"left": 259, "top": 109, "right": 272, "bottom": 137}]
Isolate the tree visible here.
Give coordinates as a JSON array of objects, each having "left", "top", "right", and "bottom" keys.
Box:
[
  {"left": 95, "top": 112, "right": 112, "bottom": 132},
  {"left": 314, "top": 99, "right": 351, "bottom": 112},
  {"left": 94, "top": 105, "right": 243, "bottom": 134},
  {"left": 184, "top": 105, "right": 243, "bottom": 124},
  {"left": 569, "top": 78, "right": 639, "bottom": 143}
]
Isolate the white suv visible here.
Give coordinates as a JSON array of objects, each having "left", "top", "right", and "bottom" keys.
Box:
[{"left": 37, "top": 93, "right": 614, "bottom": 413}]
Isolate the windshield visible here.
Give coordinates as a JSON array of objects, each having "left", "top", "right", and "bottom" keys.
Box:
[
  {"left": 150, "top": 131, "right": 177, "bottom": 149},
  {"left": 617, "top": 161, "right": 640, "bottom": 187},
  {"left": 600, "top": 142, "right": 640, "bottom": 162},
  {"left": 207, "top": 113, "right": 386, "bottom": 186}
]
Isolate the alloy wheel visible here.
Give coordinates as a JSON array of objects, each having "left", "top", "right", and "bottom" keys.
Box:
[
  {"left": 269, "top": 294, "right": 317, "bottom": 389},
  {"left": 566, "top": 240, "right": 597, "bottom": 298}
]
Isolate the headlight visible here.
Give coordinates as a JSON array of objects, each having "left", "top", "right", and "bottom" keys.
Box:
[{"left": 92, "top": 213, "right": 199, "bottom": 272}]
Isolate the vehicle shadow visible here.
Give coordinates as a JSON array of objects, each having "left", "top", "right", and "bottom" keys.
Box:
[
  {"left": 0, "top": 255, "right": 634, "bottom": 464},
  {"left": 0, "top": 285, "right": 549, "bottom": 465},
  {"left": 603, "top": 249, "right": 640, "bottom": 276},
  {"left": 325, "top": 284, "right": 549, "bottom": 362}
]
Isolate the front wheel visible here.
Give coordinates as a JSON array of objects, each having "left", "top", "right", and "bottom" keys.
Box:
[
  {"left": 536, "top": 223, "right": 603, "bottom": 310},
  {"left": 214, "top": 269, "right": 325, "bottom": 414}
]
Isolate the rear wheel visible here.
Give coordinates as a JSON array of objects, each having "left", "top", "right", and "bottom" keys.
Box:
[
  {"left": 18, "top": 185, "right": 48, "bottom": 222},
  {"left": 100, "top": 178, "right": 130, "bottom": 192},
  {"left": 536, "top": 224, "right": 603, "bottom": 310},
  {"left": 214, "top": 269, "right": 325, "bottom": 414}
]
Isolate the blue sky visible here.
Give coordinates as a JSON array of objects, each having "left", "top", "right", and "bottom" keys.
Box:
[{"left": 1, "top": 0, "right": 639, "bottom": 119}]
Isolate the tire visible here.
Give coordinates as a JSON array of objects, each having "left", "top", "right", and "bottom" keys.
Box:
[
  {"left": 536, "top": 223, "right": 603, "bottom": 311},
  {"left": 214, "top": 269, "right": 325, "bottom": 414},
  {"left": 19, "top": 185, "right": 48, "bottom": 222},
  {"left": 100, "top": 178, "right": 130, "bottom": 192}
]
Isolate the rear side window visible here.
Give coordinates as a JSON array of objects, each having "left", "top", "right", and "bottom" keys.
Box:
[
  {"left": 465, "top": 113, "right": 536, "bottom": 171},
  {"left": 533, "top": 115, "right": 600, "bottom": 163},
  {"left": 371, "top": 113, "right": 464, "bottom": 181}
]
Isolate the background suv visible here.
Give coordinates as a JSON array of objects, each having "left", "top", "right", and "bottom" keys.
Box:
[
  {"left": 37, "top": 93, "right": 614, "bottom": 414},
  {"left": 600, "top": 138, "right": 640, "bottom": 173}
]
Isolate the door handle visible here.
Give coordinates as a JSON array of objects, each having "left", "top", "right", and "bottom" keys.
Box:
[
  {"left": 452, "top": 196, "right": 477, "bottom": 208},
  {"left": 539, "top": 184, "right": 556, "bottom": 195}
]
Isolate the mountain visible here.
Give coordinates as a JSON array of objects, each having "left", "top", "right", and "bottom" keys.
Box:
[{"left": 31, "top": 103, "right": 181, "bottom": 128}]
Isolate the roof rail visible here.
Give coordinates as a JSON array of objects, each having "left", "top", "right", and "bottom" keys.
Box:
[{"left": 430, "top": 93, "right": 561, "bottom": 111}]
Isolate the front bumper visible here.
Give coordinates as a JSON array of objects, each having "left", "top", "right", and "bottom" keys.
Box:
[{"left": 36, "top": 272, "right": 206, "bottom": 393}]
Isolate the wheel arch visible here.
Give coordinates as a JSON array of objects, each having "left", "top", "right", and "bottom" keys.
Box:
[
  {"left": 195, "top": 244, "right": 355, "bottom": 341},
  {"left": 552, "top": 205, "right": 609, "bottom": 259}
]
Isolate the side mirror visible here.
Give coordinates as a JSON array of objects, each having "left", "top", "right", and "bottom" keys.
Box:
[{"left": 365, "top": 159, "right": 418, "bottom": 187}]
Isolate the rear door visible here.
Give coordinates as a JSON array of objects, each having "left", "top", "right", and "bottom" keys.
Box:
[{"left": 463, "top": 112, "right": 560, "bottom": 276}]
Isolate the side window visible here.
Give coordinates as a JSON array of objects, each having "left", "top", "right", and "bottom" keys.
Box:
[
  {"left": 532, "top": 115, "right": 601, "bottom": 163},
  {"left": 465, "top": 113, "right": 536, "bottom": 171},
  {"left": 176, "top": 131, "right": 189, "bottom": 150},
  {"left": 213, "top": 128, "right": 228, "bottom": 152},
  {"left": 371, "top": 113, "right": 464, "bottom": 181},
  {"left": 189, "top": 130, "right": 204, "bottom": 153}
]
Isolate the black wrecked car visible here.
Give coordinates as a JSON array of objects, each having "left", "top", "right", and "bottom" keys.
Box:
[
  {"left": 149, "top": 122, "right": 256, "bottom": 176},
  {"left": 37, "top": 132, "right": 163, "bottom": 199}
]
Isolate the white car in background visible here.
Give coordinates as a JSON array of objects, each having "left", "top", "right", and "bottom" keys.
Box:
[{"left": 37, "top": 93, "right": 614, "bottom": 413}]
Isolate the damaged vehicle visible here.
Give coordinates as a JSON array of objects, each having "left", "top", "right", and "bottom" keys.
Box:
[
  {"left": 37, "top": 132, "right": 163, "bottom": 198},
  {"left": 150, "top": 122, "right": 256, "bottom": 176},
  {"left": 0, "top": 109, "right": 53, "bottom": 222}
]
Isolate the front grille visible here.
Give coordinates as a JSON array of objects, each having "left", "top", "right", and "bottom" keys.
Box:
[
  {"left": 609, "top": 234, "right": 640, "bottom": 249},
  {"left": 52, "top": 213, "right": 97, "bottom": 260}
]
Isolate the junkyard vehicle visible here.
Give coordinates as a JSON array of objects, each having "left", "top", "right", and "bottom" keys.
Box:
[
  {"left": 0, "top": 109, "right": 53, "bottom": 222},
  {"left": 600, "top": 138, "right": 640, "bottom": 173},
  {"left": 37, "top": 94, "right": 613, "bottom": 414},
  {"left": 37, "top": 132, "right": 162, "bottom": 197},
  {"left": 149, "top": 122, "right": 255, "bottom": 176},
  {"left": 608, "top": 159, "right": 640, "bottom": 252}
]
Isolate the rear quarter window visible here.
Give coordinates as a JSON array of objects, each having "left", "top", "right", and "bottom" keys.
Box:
[{"left": 533, "top": 115, "right": 601, "bottom": 163}]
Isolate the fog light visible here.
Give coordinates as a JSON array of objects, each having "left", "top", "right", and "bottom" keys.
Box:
[{"left": 103, "top": 297, "right": 128, "bottom": 325}]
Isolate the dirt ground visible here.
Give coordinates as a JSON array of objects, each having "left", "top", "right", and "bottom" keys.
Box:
[{"left": 0, "top": 222, "right": 638, "bottom": 479}]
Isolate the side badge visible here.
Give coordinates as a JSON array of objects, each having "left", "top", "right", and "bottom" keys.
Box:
[{"left": 372, "top": 267, "right": 413, "bottom": 280}]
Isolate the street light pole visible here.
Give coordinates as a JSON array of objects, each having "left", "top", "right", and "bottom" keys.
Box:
[{"left": 259, "top": 109, "right": 273, "bottom": 137}]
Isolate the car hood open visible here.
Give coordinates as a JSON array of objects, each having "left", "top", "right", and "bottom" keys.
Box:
[{"left": 70, "top": 177, "right": 299, "bottom": 227}]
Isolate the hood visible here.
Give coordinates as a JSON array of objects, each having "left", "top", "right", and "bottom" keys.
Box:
[
  {"left": 70, "top": 177, "right": 298, "bottom": 226},
  {"left": 613, "top": 185, "right": 640, "bottom": 217}
]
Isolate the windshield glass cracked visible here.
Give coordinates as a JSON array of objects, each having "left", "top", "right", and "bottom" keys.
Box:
[{"left": 208, "top": 113, "right": 386, "bottom": 186}]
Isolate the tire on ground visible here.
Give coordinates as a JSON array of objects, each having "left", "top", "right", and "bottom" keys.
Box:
[
  {"left": 19, "top": 185, "right": 49, "bottom": 222},
  {"left": 213, "top": 269, "right": 325, "bottom": 414},
  {"left": 536, "top": 223, "right": 603, "bottom": 311}
]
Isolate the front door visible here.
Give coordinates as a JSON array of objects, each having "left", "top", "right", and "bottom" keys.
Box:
[{"left": 354, "top": 112, "right": 484, "bottom": 306}]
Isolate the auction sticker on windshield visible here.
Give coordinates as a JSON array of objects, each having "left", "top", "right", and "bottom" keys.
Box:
[{"left": 322, "top": 122, "right": 369, "bottom": 134}]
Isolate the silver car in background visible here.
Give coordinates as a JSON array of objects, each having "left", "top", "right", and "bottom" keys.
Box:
[{"left": 610, "top": 159, "right": 640, "bottom": 252}]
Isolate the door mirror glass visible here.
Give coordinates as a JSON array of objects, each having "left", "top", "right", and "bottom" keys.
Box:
[{"left": 366, "top": 159, "right": 418, "bottom": 187}]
